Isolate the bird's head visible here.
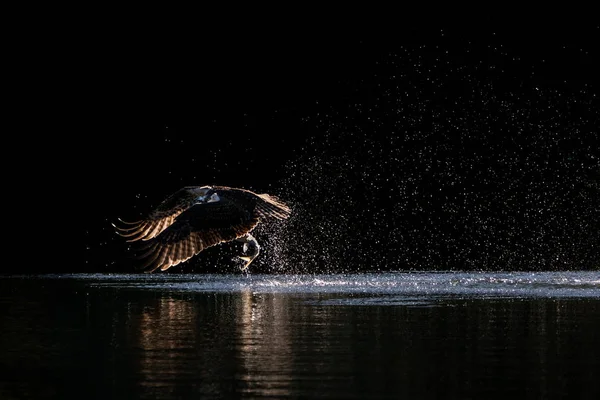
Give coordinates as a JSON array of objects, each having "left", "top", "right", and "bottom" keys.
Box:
[{"left": 194, "top": 186, "right": 221, "bottom": 204}]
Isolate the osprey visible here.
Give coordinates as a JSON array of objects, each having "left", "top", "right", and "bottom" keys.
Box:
[{"left": 113, "top": 186, "right": 291, "bottom": 273}]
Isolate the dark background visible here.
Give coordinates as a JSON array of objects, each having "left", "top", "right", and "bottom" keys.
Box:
[{"left": 76, "top": 22, "right": 599, "bottom": 274}]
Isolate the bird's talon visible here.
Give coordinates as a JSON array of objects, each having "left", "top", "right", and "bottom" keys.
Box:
[{"left": 238, "top": 256, "right": 255, "bottom": 271}]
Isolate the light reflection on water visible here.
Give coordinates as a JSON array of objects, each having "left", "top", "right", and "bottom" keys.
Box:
[
  {"left": 20, "top": 271, "right": 600, "bottom": 300},
  {"left": 0, "top": 272, "right": 599, "bottom": 399}
]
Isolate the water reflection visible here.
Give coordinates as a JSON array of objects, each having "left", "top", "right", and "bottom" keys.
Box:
[
  {"left": 133, "top": 297, "right": 199, "bottom": 396},
  {"left": 122, "top": 292, "right": 599, "bottom": 399},
  {"left": 0, "top": 277, "right": 598, "bottom": 399},
  {"left": 128, "top": 290, "right": 298, "bottom": 398},
  {"left": 235, "top": 290, "right": 295, "bottom": 398}
]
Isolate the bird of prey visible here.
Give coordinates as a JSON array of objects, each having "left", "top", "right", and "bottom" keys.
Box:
[{"left": 113, "top": 186, "right": 291, "bottom": 273}]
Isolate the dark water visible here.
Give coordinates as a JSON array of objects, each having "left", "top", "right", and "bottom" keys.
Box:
[{"left": 1, "top": 272, "right": 599, "bottom": 399}]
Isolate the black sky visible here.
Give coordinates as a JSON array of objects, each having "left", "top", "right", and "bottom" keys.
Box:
[{"left": 74, "top": 23, "right": 600, "bottom": 274}]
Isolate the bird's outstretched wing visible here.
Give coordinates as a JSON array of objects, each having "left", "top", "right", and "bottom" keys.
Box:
[
  {"left": 113, "top": 187, "right": 203, "bottom": 242},
  {"left": 137, "top": 196, "right": 262, "bottom": 272},
  {"left": 115, "top": 186, "right": 291, "bottom": 273}
]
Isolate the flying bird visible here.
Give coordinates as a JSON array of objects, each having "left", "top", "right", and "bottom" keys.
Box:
[{"left": 113, "top": 186, "right": 291, "bottom": 273}]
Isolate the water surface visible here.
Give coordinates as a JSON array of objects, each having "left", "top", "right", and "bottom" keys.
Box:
[{"left": 1, "top": 272, "right": 598, "bottom": 399}]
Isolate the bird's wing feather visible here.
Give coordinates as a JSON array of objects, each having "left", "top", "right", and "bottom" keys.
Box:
[
  {"left": 254, "top": 193, "right": 291, "bottom": 220},
  {"left": 214, "top": 186, "right": 291, "bottom": 221},
  {"left": 113, "top": 187, "right": 202, "bottom": 242}
]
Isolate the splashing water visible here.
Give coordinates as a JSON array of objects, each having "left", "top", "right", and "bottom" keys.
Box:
[
  {"left": 7, "top": 272, "right": 599, "bottom": 302},
  {"left": 263, "top": 46, "right": 599, "bottom": 273}
]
